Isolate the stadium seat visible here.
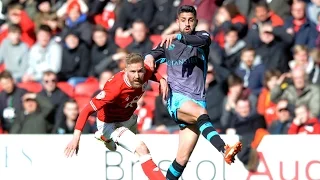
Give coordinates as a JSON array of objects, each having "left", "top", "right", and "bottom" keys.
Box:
[
  {"left": 115, "top": 36, "right": 133, "bottom": 48},
  {"left": 17, "top": 81, "right": 43, "bottom": 93},
  {"left": 74, "top": 95, "right": 91, "bottom": 111},
  {"left": 74, "top": 82, "right": 99, "bottom": 97},
  {"left": 85, "top": 76, "right": 99, "bottom": 84},
  {"left": 150, "top": 35, "right": 161, "bottom": 48},
  {"left": 57, "top": 82, "right": 74, "bottom": 98}
]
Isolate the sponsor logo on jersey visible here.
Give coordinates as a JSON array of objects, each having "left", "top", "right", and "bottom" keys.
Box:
[{"left": 96, "top": 91, "right": 106, "bottom": 99}]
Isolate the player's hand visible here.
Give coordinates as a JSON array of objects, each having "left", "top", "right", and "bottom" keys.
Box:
[
  {"left": 160, "top": 34, "right": 177, "bottom": 48},
  {"left": 64, "top": 137, "right": 80, "bottom": 158},
  {"left": 145, "top": 54, "right": 155, "bottom": 71},
  {"left": 159, "top": 78, "right": 169, "bottom": 100}
]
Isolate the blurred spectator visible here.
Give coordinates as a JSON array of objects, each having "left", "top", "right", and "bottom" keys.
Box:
[
  {"left": 222, "top": 27, "right": 246, "bottom": 71},
  {"left": 284, "top": 0, "right": 317, "bottom": 49},
  {"left": 257, "top": 69, "right": 281, "bottom": 126},
  {"left": 235, "top": 47, "right": 264, "bottom": 96},
  {"left": 10, "top": 93, "right": 53, "bottom": 134},
  {"left": 44, "top": 13, "right": 64, "bottom": 42},
  {"left": 39, "top": 71, "right": 69, "bottom": 133},
  {"left": 222, "top": 98, "right": 266, "bottom": 172},
  {"left": 309, "top": 48, "right": 320, "bottom": 84},
  {"left": 34, "top": 0, "right": 52, "bottom": 30},
  {"left": 222, "top": 98, "right": 265, "bottom": 135},
  {"left": 220, "top": 74, "right": 257, "bottom": 129},
  {"left": 205, "top": 63, "right": 229, "bottom": 130},
  {"left": 56, "top": 0, "right": 88, "bottom": 18},
  {"left": 0, "top": 3, "right": 35, "bottom": 47},
  {"left": 251, "top": 23, "right": 292, "bottom": 73},
  {"left": 90, "top": 25, "right": 119, "bottom": 77},
  {"left": 54, "top": 99, "right": 91, "bottom": 134},
  {"left": 9, "top": 0, "right": 37, "bottom": 19},
  {"left": 23, "top": 25, "right": 62, "bottom": 82},
  {"left": 226, "top": 0, "right": 291, "bottom": 21},
  {"left": 60, "top": 0, "right": 92, "bottom": 46},
  {"left": 113, "top": 0, "right": 155, "bottom": 38},
  {"left": 288, "top": 45, "right": 314, "bottom": 74},
  {"left": 58, "top": 31, "right": 90, "bottom": 86},
  {"left": 149, "top": 0, "right": 179, "bottom": 34},
  {"left": 306, "top": 0, "right": 320, "bottom": 25},
  {"left": 246, "top": 1, "right": 288, "bottom": 49},
  {"left": 208, "top": 41, "right": 224, "bottom": 66},
  {"left": 288, "top": 104, "right": 320, "bottom": 134},
  {"left": 271, "top": 68, "right": 320, "bottom": 117},
  {"left": 0, "top": 24, "right": 29, "bottom": 82},
  {"left": 126, "top": 20, "right": 153, "bottom": 55},
  {"left": 250, "top": 1, "right": 284, "bottom": 28},
  {"left": 268, "top": 99, "right": 293, "bottom": 134},
  {"left": 93, "top": 0, "right": 117, "bottom": 30},
  {"left": 0, "top": 71, "right": 27, "bottom": 132},
  {"left": 213, "top": 3, "right": 247, "bottom": 48}
]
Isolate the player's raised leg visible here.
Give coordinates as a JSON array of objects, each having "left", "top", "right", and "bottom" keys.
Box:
[
  {"left": 111, "top": 127, "right": 166, "bottom": 180},
  {"left": 166, "top": 125, "right": 199, "bottom": 180},
  {"left": 177, "top": 100, "right": 242, "bottom": 164}
]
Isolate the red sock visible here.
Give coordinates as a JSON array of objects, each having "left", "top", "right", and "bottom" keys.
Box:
[{"left": 140, "top": 155, "right": 165, "bottom": 180}]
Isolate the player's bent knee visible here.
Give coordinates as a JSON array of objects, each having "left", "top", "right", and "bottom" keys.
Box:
[
  {"left": 111, "top": 127, "right": 141, "bottom": 153},
  {"left": 135, "top": 141, "right": 150, "bottom": 156}
]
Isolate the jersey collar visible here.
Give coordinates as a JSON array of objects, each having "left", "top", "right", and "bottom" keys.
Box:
[{"left": 123, "top": 72, "right": 132, "bottom": 87}]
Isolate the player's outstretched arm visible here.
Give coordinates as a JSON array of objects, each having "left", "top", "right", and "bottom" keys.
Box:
[{"left": 178, "top": 31, "right": 211, "bottom": 47}]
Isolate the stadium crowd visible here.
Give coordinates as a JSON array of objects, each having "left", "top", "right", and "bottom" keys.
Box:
[{"left": 0, "top": 0, "right": 320, "bottom": 170}]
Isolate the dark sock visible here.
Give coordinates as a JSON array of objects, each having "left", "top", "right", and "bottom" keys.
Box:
[
  {"left": 196, "top": 114, "right": 225, "bottom": 152},
  {"left": 166, "top": 159, "right": 186, "bottom": 180}
]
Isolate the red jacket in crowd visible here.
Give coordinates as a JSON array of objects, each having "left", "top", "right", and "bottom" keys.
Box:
[
  {"left": 288, "top": 118, "right": 320, "bottom": 134},
  {"left": 0, "top": 10, "right": 35, "bottom": 47}
]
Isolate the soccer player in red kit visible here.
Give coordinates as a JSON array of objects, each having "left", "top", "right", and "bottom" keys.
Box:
[{"left": 64, "top": 53, "right": 168, "bottom": 180}]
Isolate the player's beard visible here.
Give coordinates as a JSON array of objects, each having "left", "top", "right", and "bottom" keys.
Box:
[{"left": 130, "top": 78, "right": 143, "bottom": 88}]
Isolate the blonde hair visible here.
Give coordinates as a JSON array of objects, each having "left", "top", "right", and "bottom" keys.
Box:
[
  {"left": 293, "top": 45, "right": 308, "bottom": 55},
  {"left": 126, "top": 53, "right": 144, "bottom": 66}
]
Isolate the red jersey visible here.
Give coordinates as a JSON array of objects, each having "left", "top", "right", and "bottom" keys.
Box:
[{"left": 75, "top": 65, "right": 162, "bottom": 131}]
